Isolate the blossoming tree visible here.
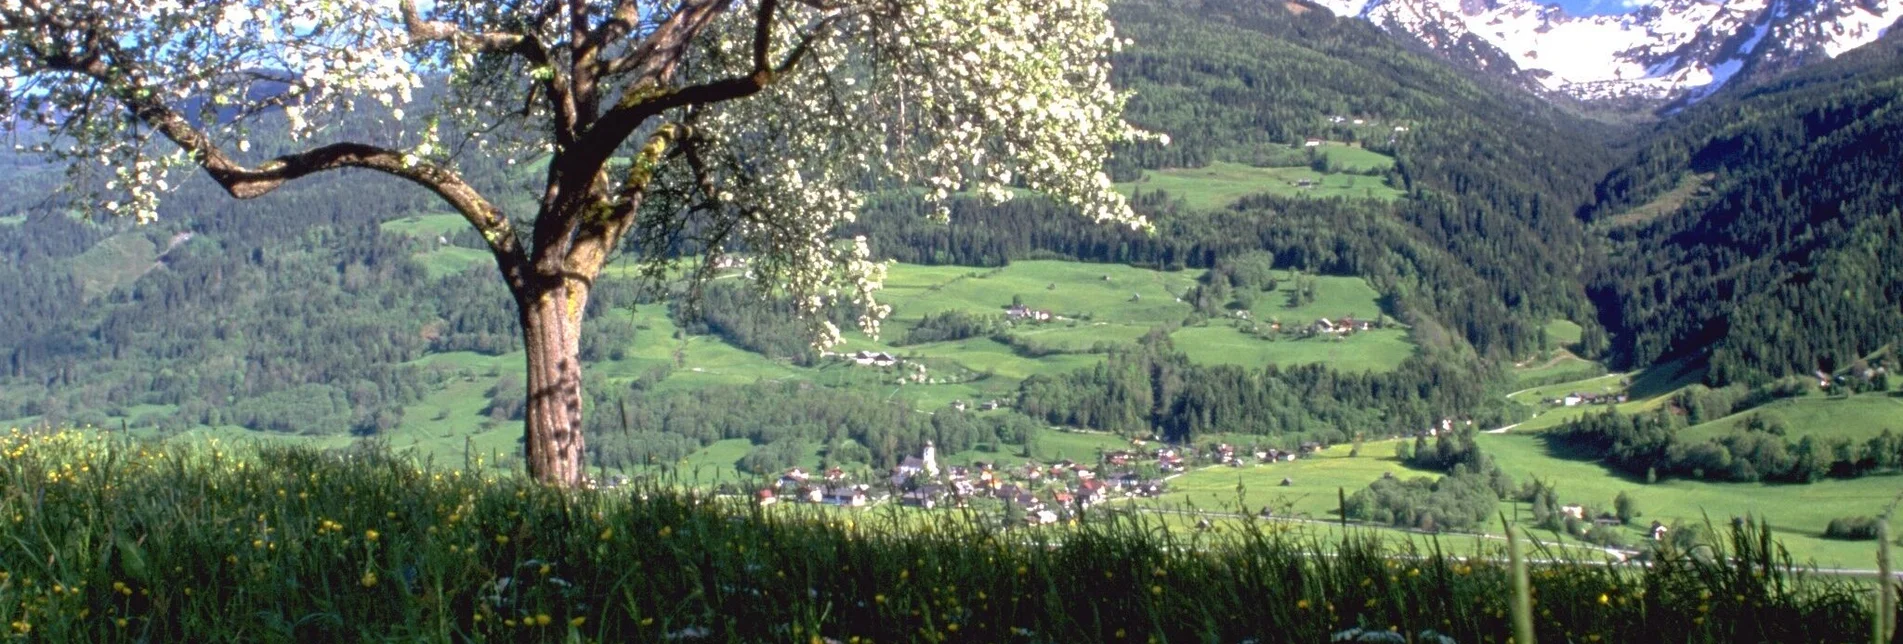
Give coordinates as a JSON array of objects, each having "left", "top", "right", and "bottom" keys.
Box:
[{"left": 0, "top": 0, "right": 1150, "bottom": 485}]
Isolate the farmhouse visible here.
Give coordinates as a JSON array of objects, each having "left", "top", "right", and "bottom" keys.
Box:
[
  {"left": 848, "top": 350, "right": 899, "bottom": 367},
  {"left": 1005, "top": 304, "right": 1053, "bottom": 322},
  {"left": 821, "top": 486, "right": 868, "bottom": 507}
]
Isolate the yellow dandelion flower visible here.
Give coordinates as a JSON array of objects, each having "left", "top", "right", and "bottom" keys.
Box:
[
  {"left": 494, "top": 534, "right": 510, "bottom": 545},
  {"left": 534, "top": 613, "right": 552, "bottom": 626},
  {"left": 1297, "top": 599, "right": 1311, "bottom": 610},
  {"left": 361, "top": 571, "right": 378, "bottom": 588},
  {"left": 1598, "top": 593, "right": 1610, "bottom": 605},
  {"left": 1151, "top": 585, "right": 1163, "bottom": 596},
  {"left": 115, "top": 617, "right": 128, "bottom": 628},
  {"left": 569, "top": 616, "right": 586, "bottom": 627},
  {"left": 365, "top": 529, "right": 380, "bottom": 542}
]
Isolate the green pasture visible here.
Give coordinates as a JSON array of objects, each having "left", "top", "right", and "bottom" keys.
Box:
[
  {"left": 1171, "top": 324, "right": 1413, "bottom": 373},
  {"left": 378, "top": 213, "right": 468, "bottom": 238},
  {"left": 1477, "top": 432, "right": 1901, "bottom": 567},
  {"left": 1118, "top": 161, "right": 1402, "bottom": 210},
  {"left": 1512, "top": 353, "right": 1604, "bottom": 387},
  {"left": 70, "top": 231, "right": 158, "bottom": 300},
  {"left": 1247, "top": 274, "right": 1389, "bottom": 325},
  {"left": 1318, "top": 143, "right": 1397, "bottom": 173},
  {"left": 1680, "top": 390, "right": 1903, "bottom": 443},
  {"left": 1543, "top": 319, "right": 1585, "bottom": 345}
]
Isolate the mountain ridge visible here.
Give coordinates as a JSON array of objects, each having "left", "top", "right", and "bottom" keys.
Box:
[{"left": 1313, "top": 0, "right": 1901, "bottom": 106}]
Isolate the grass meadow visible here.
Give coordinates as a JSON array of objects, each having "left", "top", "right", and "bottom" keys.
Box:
[
  {"left": 1117, "top": 160, "right": 1402, "bottom": 210},
  {"left": 0, "top": 429, "right": 1889, "bottom": 643}
]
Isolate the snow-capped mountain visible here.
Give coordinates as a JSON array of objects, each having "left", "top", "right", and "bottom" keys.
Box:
[{"left": 1315, "top": 0, "right": 1901, "bottom": 103}]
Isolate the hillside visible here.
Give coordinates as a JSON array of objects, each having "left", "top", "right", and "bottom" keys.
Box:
[{"left": 1585, "top": 30, "right": 1903, "bottom": 385}]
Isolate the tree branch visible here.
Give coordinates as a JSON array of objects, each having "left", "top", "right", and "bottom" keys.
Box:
[
  {"left": 397, "top": 0, "right": 527, "bottom": 52},
  {"left": 24, "top": 24, "right": 533, "bottom": 289}
]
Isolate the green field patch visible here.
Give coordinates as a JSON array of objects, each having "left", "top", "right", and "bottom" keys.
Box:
[
  {"left": 1477, "top": 432, "right": 1902, "bottom": 567},
  {"left": 1603, "top": 173, "right": 1711, "bottom": 228},
  {"left": 1005, "top": 322, "right": 1152, "bottom": 352},
  {"left": 899, "top": 336, "right": 1105, "bottom": 381},
  {"left": 71, "top": 231, "right": 160, "bottom": 300},
  {"left": 1679, "top": 391, "right": 1903, "bottom": 444},
  {"left": 1543, "top": 319, "right": 1584, "bottom": 345},
  {"left": 413, "top": 246, "right": 492, "bottom": 279},
  {"left": 1246, "top": 274, "right": 1387, "bottom": 326},
  {"left": 1507, "top": 373, "right": 1628, "bottom": 406},
  {"left": 379, "top": 213, "right": 468, "bottom": 238},
  {"left": 877, "top": 260, "right": 1201, "bottom": 326},
  {"left": 1512, "top": 353, "right": 1604, "bottom": 387},
  {"left": 1318, "top": 144, "right": 1397, "bottom": 173},
  {"left": 1117, "top": 161, "right": 1401, "bottom": 210},
  {"left": 1171, "top": 324, "right": 1413, "bottom": 372},
  {"left": 1146, "top": 440, "right": 1427, "bottom": 519}
]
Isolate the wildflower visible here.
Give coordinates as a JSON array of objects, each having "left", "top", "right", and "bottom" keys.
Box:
[
  {"left": 1151, "top": 585, "right": 1162, "bottom": 596},
  {"left": 495, "top": 534, "right": 510, "bottom": 545},
  {"left": 1297, "top": 599, "right": 1311, "bottom": 610},
  {"left": 534, "top": 613, "right": 552, "bottom": 626},
  {"left": 10, "top": 620, "right": 29, "bottom": 634},
  {"left": 570, "top": 616, "right": 586, "bottom": 627},
  {"left": 1598, "top": 593, "right": 1610, "bottom": 605},
  {"left": 361, "top": 571, "right": 379, "bottom": 587},
  {"left": 365, "top": 529, "right": 380, "bottom": 542},
  {"left": 599, "top": 528, "right": 613, "bottom": 541},
  {"left": 1115, "top": 628, "right": 1127, "bottom": 639},
  {"left": 657, "top": 526, "right": 672, "bottom": 538},
  {"left": 116, "top": 617, "right": 129, "bottom": 628}
]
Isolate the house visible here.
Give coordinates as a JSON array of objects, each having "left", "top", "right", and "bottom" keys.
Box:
[
  {"left": 950, "top": 400, "right": 968, "bottom": 412},
  {"left": 1078, "top": 478, "right": 1110, "bottom": 506},
  {"left": 1104, "top": 450, "right": 1136, "bottom": 466},
  {"left": 1351, "top": 118, "right": 1365, "bottom": 125},
  {"left": 1299, "top": 442, "right": 1323, "bottom": 455},
  {"left": 822, "top": 486, "right": 868, "bottom": 507},
  {"left": 1561, "top": 504, "right": 1586, "bottom": 520},
  {"left": 1561, "top": 394, "right": 1584, "bottom": 407},
  {"left": 1329, "top": 115, "right": 1347, "bottom": 124},
  {"left": 979, "top": 399, "right": 1001, "bottom": 411},
  {"left": 849, "top": 350, "right": 899, "bottom": 367},
  {"left": 803, "top": 486, "right": 825, "bottom": 504},
  {"left": 1392, "top": 125, "right": 1409, "bottom": 132},
  {"left": 1303, "top": 138, "right": 1323, "bottom": 147},
  {"left": 1313, "top": 318, "right": 1341, "bottom": 334},
  {"left": 1033, "top": 509, "right": 1060, "bottom": 525},
  {"left": 756, "top": 488, "right": 777, "bottom": 506},
  {"left": 1649, "top": 521, "right": 1669, "bottom": 541},
  {"left": 778, "top": 468, "right": 810, "bottom": 489},
  {"left": 901, "top": 486, "right": 945, "bottom": 509},
  {"left": 1005, "top": 304, "right": 1053, "bottom": 322}
]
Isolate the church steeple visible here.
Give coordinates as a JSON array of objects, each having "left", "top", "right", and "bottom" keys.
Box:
[{"left": 923, "top": 440, "right": 939, "bottom": 477}]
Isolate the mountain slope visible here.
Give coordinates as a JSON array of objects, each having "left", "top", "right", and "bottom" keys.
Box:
[{"left": 1586, "top": 30, "right": 1903, "bottom": 383}]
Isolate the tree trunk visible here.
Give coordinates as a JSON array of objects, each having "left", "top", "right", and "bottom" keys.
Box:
[{"left": 519, "top": 280, "right": 590, "bottom": 486}]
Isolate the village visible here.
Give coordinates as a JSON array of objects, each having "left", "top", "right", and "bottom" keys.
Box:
[{"left": 752, "top": 438, "right": 1332, "bottom": 526}]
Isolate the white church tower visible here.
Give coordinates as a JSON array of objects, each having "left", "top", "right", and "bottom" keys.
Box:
[{"left": 922, "top": 440, "right": 939, "bottom": 478}]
